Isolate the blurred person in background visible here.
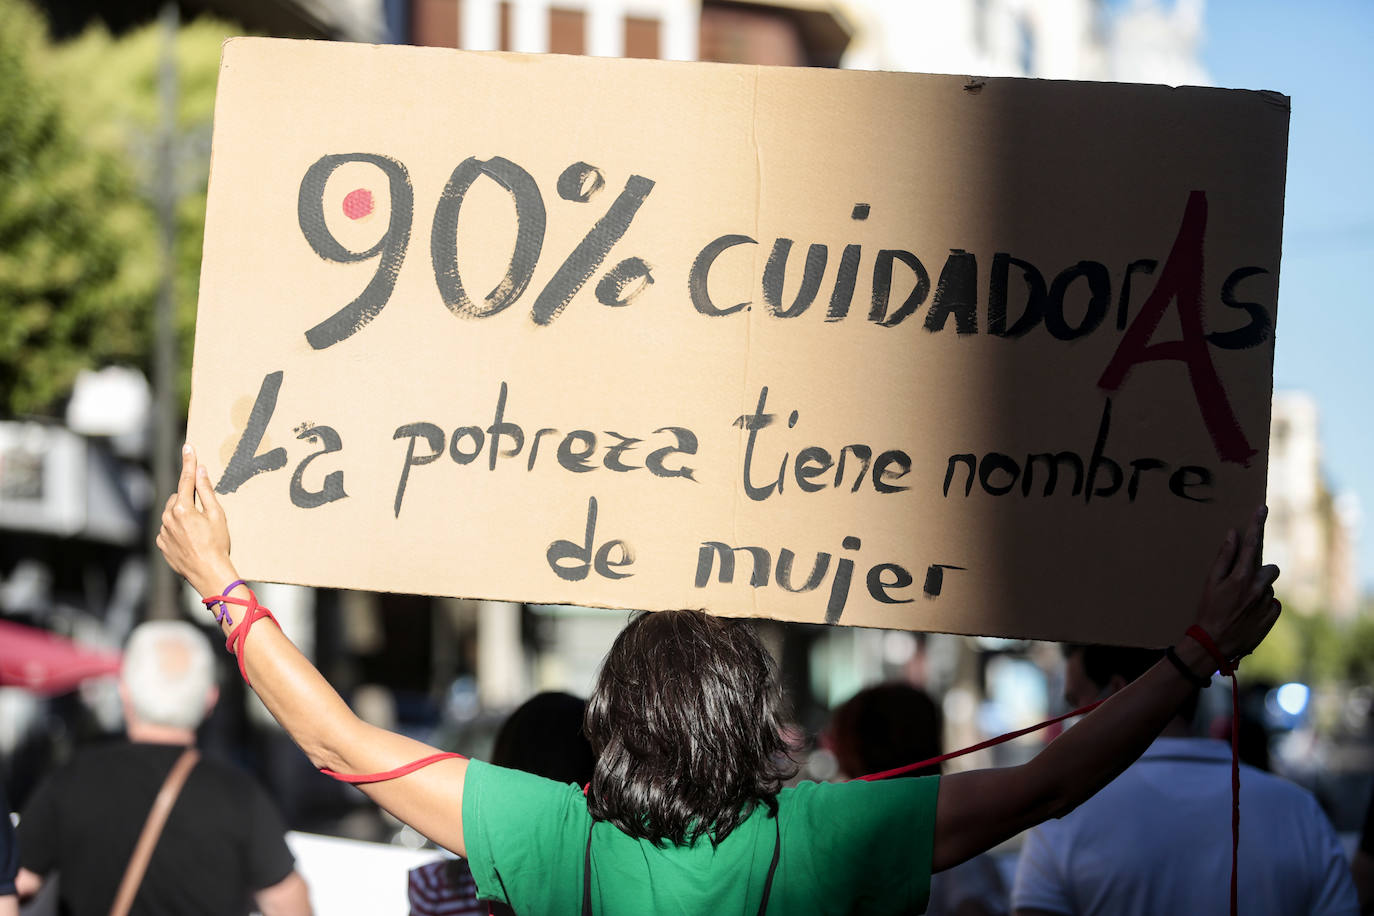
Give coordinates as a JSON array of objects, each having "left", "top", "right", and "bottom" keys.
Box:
[
  {"left": 824, "top": 682, "right": 1008, "bottom": 916},
  {"left": 408, "top": 691, "right": 595, "bottom": 916},
  {"left": 15, "top": 620, "right": 312, "bottom": 916},
  {"left": 1012, "top": 644, "right": 1357, "bottom": 916}
]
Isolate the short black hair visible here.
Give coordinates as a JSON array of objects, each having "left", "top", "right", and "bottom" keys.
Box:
[
  {"left": 1064, "top": 644, "right": 1165, "bottom": 690},
  {"left": 584, "top": 610, "right": 795, "bottom": 846},
  {"left": 825, "top": 682, "right": 942, "bottom": 778},
  {"left": 1065, "top": 643, "right": 1200, "bottom": 723},
  {"left": 491, "top": 691, "right": 595, "bottom": 786}
]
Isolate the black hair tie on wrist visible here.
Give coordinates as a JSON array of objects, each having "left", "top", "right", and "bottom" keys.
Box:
[{"left": 1166, "top": 646, "right": 1212, "bottom": 689}]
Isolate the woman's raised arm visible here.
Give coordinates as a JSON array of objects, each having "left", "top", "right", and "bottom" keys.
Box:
[
  {"left": 157, "top": 445, "right": 472, "bottom": 856},
  {"left": 930, "top": 507, "right": 1280, "bottom": 872}
]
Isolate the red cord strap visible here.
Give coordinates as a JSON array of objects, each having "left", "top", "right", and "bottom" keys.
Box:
[
  {"left": 1187, "top": 624, "right": 1242, "bottom": 916},
  {"left": 319, "top": 752, "right": 467, "bottom": 784},
  {"left": 202, "top": 591, "right": 280, "bottom": 687},
  {"left": 203, "top": 586, "right": 465, "bottom": 786},
  {"left": 1185, "top": 624, "right": 1234, "bottom": 676},
  {"left": 858, "top": 697, "right": 1106, "bottom": 782}
]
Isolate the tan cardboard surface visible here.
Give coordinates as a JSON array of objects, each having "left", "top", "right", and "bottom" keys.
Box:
[{"left": 190, "top": 38, "right": 1289, "bottom": 645}]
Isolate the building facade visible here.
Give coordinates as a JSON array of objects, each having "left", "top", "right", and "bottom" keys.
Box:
[
  {"left": 843, "top": 0, "right": 1205, "bottom": 83},
  {"left": 1266, "top": 391, "right": 1360, "bottom": 619}
]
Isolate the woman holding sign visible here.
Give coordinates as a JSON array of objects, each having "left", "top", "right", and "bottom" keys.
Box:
[{"left": 158, "top": 444, "right": 1280, "bottom": 915}]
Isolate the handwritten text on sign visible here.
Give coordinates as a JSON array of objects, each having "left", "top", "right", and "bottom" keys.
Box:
[{"left": 189, "top": 40, "right": 1287, "bottom": 644}]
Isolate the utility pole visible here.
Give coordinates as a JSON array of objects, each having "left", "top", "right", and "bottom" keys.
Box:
[{"left": 148, "top": 1, "right": 180, "bottom": 620}]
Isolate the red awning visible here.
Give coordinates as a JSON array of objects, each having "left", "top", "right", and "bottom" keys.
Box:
[{"left": 0, "top": 620, "right": 122, "bottom": 695}]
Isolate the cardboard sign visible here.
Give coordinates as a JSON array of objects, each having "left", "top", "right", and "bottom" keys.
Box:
[{"left": 189, "top": 38, "right": 1288, "bottom": 645}]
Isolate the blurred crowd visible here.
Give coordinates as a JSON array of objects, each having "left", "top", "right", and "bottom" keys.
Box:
[{"left": 3, "top": 615, "right": 1372, "bottom": 915}]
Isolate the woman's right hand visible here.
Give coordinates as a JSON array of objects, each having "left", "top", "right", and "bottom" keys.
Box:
[
  {"left": 156, "top": 444, "right": 238, "bottom": 599},
  {"left": 1191, "top": 506, "right": 1281, "bottom": 664}
]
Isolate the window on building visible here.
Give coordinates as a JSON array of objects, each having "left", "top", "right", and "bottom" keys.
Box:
[
  {"left": 625, "top": 15, "right": 660, "bottom": 59},
  {"left": 699, "top": 5, "right": 804, "bottom": 66},
  {"left": 549, "top": 7, "right": 586, "bottom": 55},
  {"left": 411, "top": 0, "right": 460, "bottom": 48}
]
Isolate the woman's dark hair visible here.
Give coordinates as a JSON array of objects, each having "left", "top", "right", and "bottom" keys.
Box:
[
  {"left": 824, "top": 682, "right": 942, "bottom": 779},
  {"left": 584, "top": 609, "right": 795, "bottom": 846}
]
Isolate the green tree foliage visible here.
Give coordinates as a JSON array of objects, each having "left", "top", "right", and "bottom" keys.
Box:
[
  {"left": 1343, "top": 607, "right": 1374, "bottom": 684},
  {"left": 1244, "top": 600, "right": 1373, "bottom": 687},
  {"left": 0, "top": 0, "right": 237, "bottom": 416},
  {"left": 0, "top": 0, "right": 157, "bottom": 415},
  {"left": 1240, "top": 608, "right": 1302, "bottom": 684},
  {"left": 43, "top": 13, "right": 238, "bottom": 408}
]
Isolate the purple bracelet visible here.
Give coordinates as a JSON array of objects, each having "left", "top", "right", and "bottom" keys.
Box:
[{"left": 214, "top": 579, "right": 248, "bottom": 626}]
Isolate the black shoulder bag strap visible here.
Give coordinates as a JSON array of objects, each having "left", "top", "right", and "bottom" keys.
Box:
[
  {"left": 755, "top": 814, "right": 782, "bottom": 914},
  {"left": 110, "top": 747, "right": 199, "bottom": 916},
  {"left": 581, "top": 815, "right": 781, "bottom": 916}
]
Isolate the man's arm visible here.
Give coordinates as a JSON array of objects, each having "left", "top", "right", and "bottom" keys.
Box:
[
  {"left": 1, "top": 783, "right": 21, "bottom": 910},
  {"left": 931, "top": 510, "right": 1279, "bottom": 872},
  {"left": 13, "top": 869, "right": 40, "bottom": 899},
  {"left": 13, "top": 773, "right": 54, "bottom": 902},
  {"left": 158, "top": 446, "right": 471, "bottom": 856},
  {"left": 254, "top": 870, "right": 311, "bottom": 916}
]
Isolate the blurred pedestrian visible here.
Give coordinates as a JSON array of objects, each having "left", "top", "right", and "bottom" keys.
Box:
[
  {"left": 408, "top": 691, "right": 595, "bottom": 916},
  {"left": 15, "top": 620, "right": 312, "bottom": 916},
  {"left": 824, "top": 683, "right": 1008, "bottom": 916},
  {"left": 1011, "top": 644, "right": 1358, "bottom": 916}
]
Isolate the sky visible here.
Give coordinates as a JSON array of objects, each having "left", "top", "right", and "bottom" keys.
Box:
[{"left": 1201, "top": 0, "right": 1374, "bottom": 590}]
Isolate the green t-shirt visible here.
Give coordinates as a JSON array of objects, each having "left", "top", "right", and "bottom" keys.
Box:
[{"left": 463, "top": 758, "right": 940, "bottom": 915}]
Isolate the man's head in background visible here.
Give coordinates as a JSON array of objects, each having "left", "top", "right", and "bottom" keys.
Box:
[
  {"left": 1062, "top": 644, "right": 1200, "bottom": 725},
  {"left": 492, "top": 691, "right": 594, "bottom": 785},
  {"left": 120, "top": 620, "right": 218, "bottom": 736},
  {"left": 823, "top": 682, "right": 942, "bottom": 780}
]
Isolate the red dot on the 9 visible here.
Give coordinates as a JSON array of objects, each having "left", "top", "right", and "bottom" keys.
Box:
[{"left": 342, "top": 188, "right": 374, "bottom": 220}]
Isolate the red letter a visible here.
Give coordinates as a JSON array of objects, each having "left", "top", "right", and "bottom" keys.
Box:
[{"left": 1097, "top": 191, "right": 1255, "bottom": 466}]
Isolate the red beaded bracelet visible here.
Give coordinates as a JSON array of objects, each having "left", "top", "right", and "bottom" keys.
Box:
[{"left": 1185, "top": 624, "right": 1241, "bottom": 916}]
